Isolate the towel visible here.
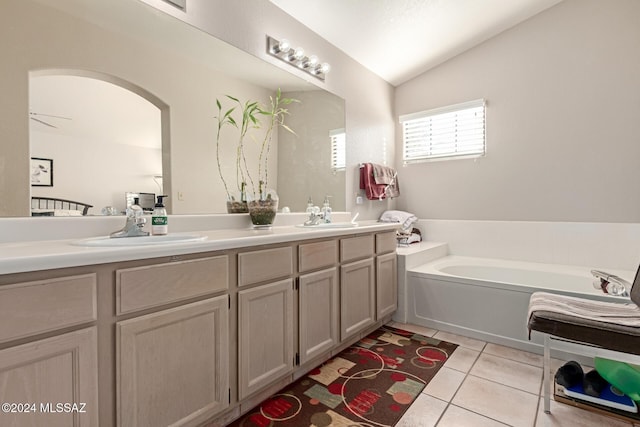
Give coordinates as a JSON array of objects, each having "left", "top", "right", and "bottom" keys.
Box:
[
  {"left": 372, "top": 164, "right": 395, "bottom": 185},
  {"left": 527, "top": 292, "right": 640, "bottom": 327},
  {"left": 379, "top": 210, "right": 417, "bottom": 231},
  {"left": 359, "top": 163, "right": 400, "bottom": 200}
]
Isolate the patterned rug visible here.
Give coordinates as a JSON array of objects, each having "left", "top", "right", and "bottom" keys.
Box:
[{"left": 227, "top": 325, "right": 458, "bottom": 427}]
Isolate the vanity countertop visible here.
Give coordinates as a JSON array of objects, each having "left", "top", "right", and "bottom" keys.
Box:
[{"left": 0, "top": 221, "right": 399, "bottom": 275}]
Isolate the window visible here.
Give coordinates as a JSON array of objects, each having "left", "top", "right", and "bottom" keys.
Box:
[
  {"left": 330, "top": 128, "right": 346, "bottom": 171},
  {"left": 400, "top": 99, "right": 486, "bottom": 164}
]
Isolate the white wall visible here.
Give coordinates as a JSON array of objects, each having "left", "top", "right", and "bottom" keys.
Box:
[
  {"left": 31, "top": 131, "right": 161, "bottom": 213},
  {"left": 395, "top": 0, "right": 640, "bottom": 223}
]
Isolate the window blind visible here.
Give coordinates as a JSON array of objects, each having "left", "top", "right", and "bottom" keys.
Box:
[
  {"left": 330, "top": 128, "right": 346, "bottom": 171},
  {"left": 400, "top": 99, "right": 486, "bottom": 164}
]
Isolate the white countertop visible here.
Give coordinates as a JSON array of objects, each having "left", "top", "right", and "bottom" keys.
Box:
[{"left": 0, "top": 221, "right": 399, "bottom": 275}]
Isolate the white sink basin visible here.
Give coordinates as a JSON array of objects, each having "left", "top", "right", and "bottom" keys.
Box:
[
  {"left": 296, "top": 222, "right": 358, "bottom": 229},
  {"left": 72, "top": 233, "right": 207, "bottom": 247}
]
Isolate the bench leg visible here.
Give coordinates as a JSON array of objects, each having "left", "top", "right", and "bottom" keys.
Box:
[{"left": 543, "top": 334, "right": 551, "bottom": 413}]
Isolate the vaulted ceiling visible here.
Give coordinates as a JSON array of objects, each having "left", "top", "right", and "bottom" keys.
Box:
[{"left": 270, "top": 0, "right": 564, "bottom": 86}]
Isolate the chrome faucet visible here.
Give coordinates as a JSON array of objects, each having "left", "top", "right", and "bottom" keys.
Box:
[
  {"left": 304, "top": 211, "right": 325, "bottom": 226},
  {"left": 110, "top": 203, "right": 149, "bottom": 238},
  {"left": 591, "top": 269, "right": 631, "bottom": 296}
]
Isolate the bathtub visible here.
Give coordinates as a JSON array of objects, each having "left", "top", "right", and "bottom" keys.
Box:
[{"left": 406, "top": 255, "right": 634, "bottom": 353}]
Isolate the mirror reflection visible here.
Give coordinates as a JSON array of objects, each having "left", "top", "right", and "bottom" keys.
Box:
[
  {"left": 30, "top": 74, "right": 163, "bottom": 215},
  {"left": 1, "top": 0, "right": 345, "bottom": 216}
]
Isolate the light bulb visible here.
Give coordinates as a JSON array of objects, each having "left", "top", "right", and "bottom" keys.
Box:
[
  {"left": 320, "top": 63, "right": 331, "bottom": 74},
  {"left": 307, "top": 55, "right": 318, "bottom": 66},
  {"left": 276, "top": 38, "right": 290, "bottom": 54},
  {"left": 293, "top": 47, "right": 305, "bottom": 60}
]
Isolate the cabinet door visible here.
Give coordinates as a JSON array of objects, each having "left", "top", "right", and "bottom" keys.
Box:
[
  {"left": 376, "top": 252, "right": 398, "bottom": 318},
  {"left": 238, "top": 279, "right": 294, "bottom": 399},
  {"left": 0, "top": 327, "right": 98, "bottom": 427},
  {"left": 117, "top": 297, "right": 229, "bottom": 427},
  {"left": 340, "top": 258, "right": 375, "bottom": 341},
  {"left": 299, "top": 268, "right": 339, "bottom": 364}
]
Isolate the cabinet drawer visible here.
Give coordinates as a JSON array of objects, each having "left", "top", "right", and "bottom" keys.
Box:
[
  {"left": 238, "top": 247, "right": 293, "bottom": 287},
  {"left": 376, "top": 231, "right": 397, "bottom": 254},
  {"left": 0, "top": 274, "right": 97, "bottom": 343},
  {"left": 299, "top": 240, "right": 338, "bottom": 273},
  {"left": 340, "top": 234, "right": 374, "bottom": 262},
  {"left": 116, "top": 256, "right": 228, "bottom": 315}
]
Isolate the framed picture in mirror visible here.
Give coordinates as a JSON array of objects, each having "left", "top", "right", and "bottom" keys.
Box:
[{"left": 30, "top": 157, "right": 53, "bottom": 187}]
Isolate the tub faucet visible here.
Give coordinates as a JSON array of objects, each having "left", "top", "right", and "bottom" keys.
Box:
[
  {"left": 110, "top": 203, "right": 149, "bottom": 238},
  {"left": 591, "top": 269, "right": 631, "bottom": 297}
]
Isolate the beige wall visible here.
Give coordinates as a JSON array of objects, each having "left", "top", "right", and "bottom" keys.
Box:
[
  {"left": 277, "top": 90, "right": 345, "bottom": 212},
  {"left": 395, "top": 0, "right": 640, "bottom": 223}
]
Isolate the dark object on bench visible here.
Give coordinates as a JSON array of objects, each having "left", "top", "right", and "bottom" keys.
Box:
[
  {"left": 584, "top": 369, "right": 608, "bottom": 397},
  {"left": 31, "top": 196, "right": 93, "bottom": 215},
  {"left": 555, "top": 361, "right": 584, "bottom": 388}
]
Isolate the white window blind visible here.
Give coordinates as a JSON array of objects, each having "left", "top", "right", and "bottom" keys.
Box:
[
  {"left": 330, "top": 128, "right": 346, "bottom": 171},
  {"left": 400, "top": 99, "right": 486, "bottom": 164}
]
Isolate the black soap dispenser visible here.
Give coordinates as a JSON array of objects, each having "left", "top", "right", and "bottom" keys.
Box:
[{"left": 152, "top": 195, "right": 168, "bottom": 235}]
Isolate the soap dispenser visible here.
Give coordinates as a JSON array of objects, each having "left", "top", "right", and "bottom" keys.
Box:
[
  {"left": 152, "top": 195, "right": 168, "bottom": 235},
  {"left": 321, "top": 195, "right": 332, "bottom": 223},
  {"left": 305, "top": 197, "right": 315, "bottom": 214}
]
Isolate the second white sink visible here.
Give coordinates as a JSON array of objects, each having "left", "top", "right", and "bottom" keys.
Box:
[{"left": 72, "top": 233, "right": 207, "bottom": 247}]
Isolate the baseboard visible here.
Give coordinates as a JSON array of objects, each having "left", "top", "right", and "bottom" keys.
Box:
[{"left": 408, "top": 316, "right": 594, "bottom": 365}]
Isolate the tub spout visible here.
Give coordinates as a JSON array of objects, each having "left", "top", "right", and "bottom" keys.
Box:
[{"left": 591, "top": 269, "right": 630, "bottom": 297}]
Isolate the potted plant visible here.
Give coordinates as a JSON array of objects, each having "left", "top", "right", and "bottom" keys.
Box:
[
  {"left": 214, "top": 96, "right": 261, "bottom": 213},
  {"left": 215, "top": 90, "right": 297, "bottom": 225},
  {"left": 246, "top": 89, "right": 297, "bottom": 226}
]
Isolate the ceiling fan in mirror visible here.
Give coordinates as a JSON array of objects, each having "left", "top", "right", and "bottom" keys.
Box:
[{"left": 29, "top": 111, "right": 72, "bottom": 128}]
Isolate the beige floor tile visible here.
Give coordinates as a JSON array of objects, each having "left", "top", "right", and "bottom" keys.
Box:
[
  {"left": 452, "top": 375, "right": 539, "bottom": 427},
  {"left": 535, "top": 398, "right": 632, "bottom": 427},
  {"left": 438, "top": 404, "right": 510, "bottom": 427},
  {"left": 471, "top": 353, "right": 542, "bottom": 395},
  {"left": 390, "top": 321, "right": 438, "bottom": 337},
  {"left": 423, "top": 367, "right": 466, "bottom": 402},
  {"left": 395, "top": 393, "right": 447, "bottom": 427},
  {"left": 484, "top": 343, "right": 544, "bottom": 367},
  {"left": 433, "top": 331, "right": 486, "bottom": 351},
  {"left": 444, "top": 346, "right": 480, "bottom": 373}
]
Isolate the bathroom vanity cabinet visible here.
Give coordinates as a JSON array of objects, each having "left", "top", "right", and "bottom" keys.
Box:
[{"left": 0, "top": 227, "right": 397, "bottom": 427}]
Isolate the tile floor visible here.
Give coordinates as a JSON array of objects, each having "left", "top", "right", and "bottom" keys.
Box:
[{"left": 389, "top": 321, "right": 638, "bottom": 427}]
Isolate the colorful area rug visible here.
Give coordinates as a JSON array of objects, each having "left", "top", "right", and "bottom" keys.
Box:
[{"left": 227, "top": 325, "right": 458, "bottom": 427}]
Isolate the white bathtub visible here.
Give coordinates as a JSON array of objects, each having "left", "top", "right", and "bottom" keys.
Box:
[{"left": 406, "top": 255, "right": 634, "bottom": 352}]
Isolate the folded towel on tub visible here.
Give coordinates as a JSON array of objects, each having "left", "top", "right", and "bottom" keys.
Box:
[{"left": 379, "top": 210, "right": 417, "bottom": 231}]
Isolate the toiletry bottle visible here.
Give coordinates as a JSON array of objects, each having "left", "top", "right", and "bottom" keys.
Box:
[
  {"left": 305, "top": 197, "right": 315, "bottom": 214},
  {"left": 130, "top": 197, "right": 143, "bottom": 219},
  {"left": 321, "top": 195, "right": 332, "bottom": 223},
  {"left": 152, "top": 195, "right": 168, "bottom": 235}
]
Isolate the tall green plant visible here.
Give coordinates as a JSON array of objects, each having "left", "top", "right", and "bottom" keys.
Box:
[
  {"left": 227, "top": 96, "right": 261, "bottom": 200},
  {"left": 213, "top": 98, "right": 236, "bottom": 199},
  {"left": 256, "top": 89, "right": 298, "bottom": 198},
  {"left": 214, "top": 90, "right": 298, "bottom": 202}
]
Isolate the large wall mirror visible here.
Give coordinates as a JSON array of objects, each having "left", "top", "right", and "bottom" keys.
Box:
[{"left": 0, "top": 0, "right": 345, "bottom": 217}]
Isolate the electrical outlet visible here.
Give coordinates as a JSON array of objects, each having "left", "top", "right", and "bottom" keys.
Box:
[
  {"left": 177, "top": 191, "right": 184, "bottom": 201},
  {"left": 356, "top": 196, "right": 364, "bottom": 205}
]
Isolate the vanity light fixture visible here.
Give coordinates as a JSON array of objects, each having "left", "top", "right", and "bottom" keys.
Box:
[{"left": 267, "top": 36, "right": 330, "bottom": 81}]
